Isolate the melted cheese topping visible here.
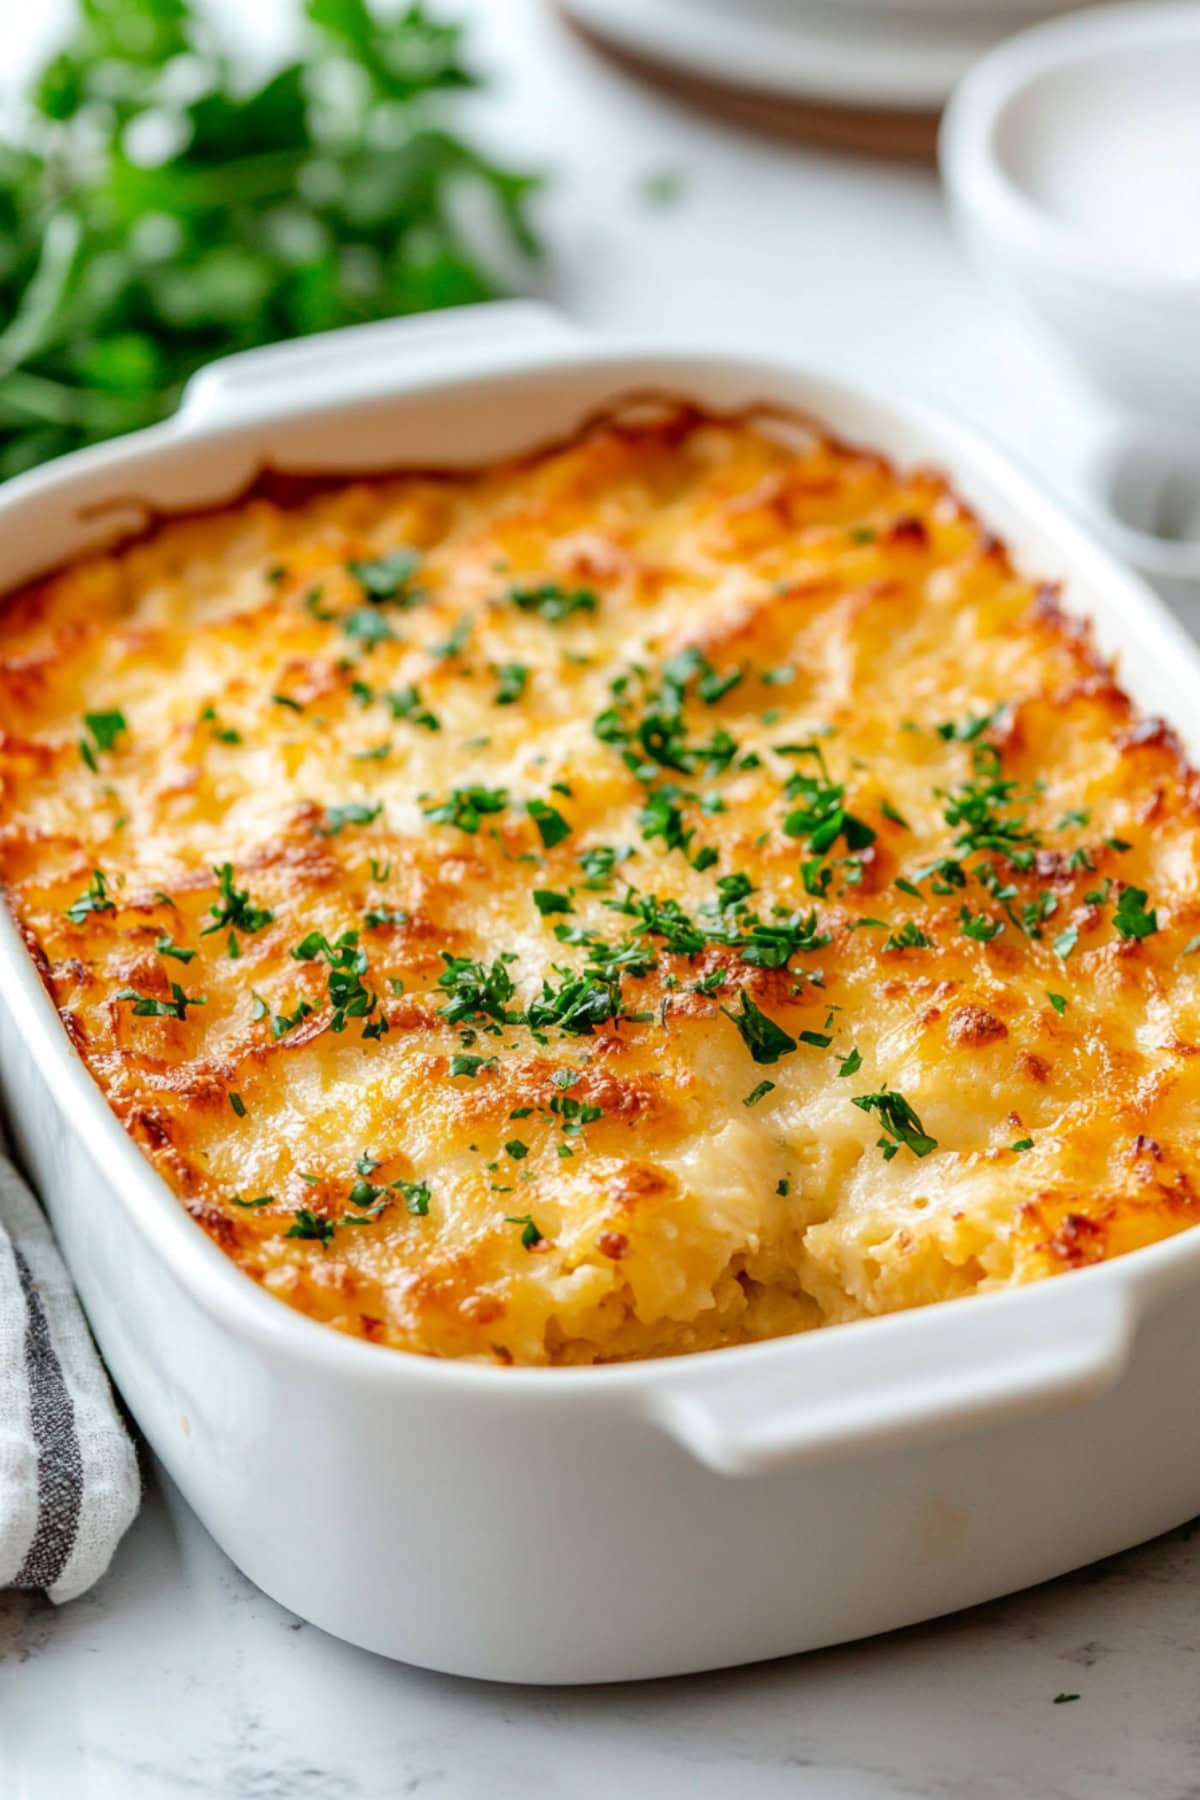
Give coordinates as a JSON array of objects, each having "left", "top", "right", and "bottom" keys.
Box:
[{"left": 4, "top": 403, "right": 1200, "bottom": 1365}]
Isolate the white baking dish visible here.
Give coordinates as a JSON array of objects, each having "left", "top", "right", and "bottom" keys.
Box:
[{"left": 4, "top": 301, "right": 1200, "bottom": 1685}]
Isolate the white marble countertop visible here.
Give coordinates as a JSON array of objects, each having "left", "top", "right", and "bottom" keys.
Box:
[{"left": 4, "top": 4, "right": 1198, "bottom": 1796}]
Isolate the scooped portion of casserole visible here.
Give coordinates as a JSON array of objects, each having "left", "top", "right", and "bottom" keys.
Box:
[{"left": 2, "top": 402, "right": 1199, "bottom": 1363}]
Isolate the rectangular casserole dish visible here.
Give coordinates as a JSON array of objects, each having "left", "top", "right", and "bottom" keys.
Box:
[{"left": 3, "top": 300, "right": 1200, "bottom": 1684}]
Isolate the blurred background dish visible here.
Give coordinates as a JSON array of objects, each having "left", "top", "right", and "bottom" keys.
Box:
[
  {"left": 561, "top": 0, "right": 1111, "bottom": 157},
  {"left": 940, "top": 2, "right": 1200, "bottom": 602}
]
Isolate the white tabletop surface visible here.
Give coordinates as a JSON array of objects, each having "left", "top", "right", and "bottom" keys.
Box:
[{"left": 3, "top": 4, "right": 1196, "bottom": 1797}]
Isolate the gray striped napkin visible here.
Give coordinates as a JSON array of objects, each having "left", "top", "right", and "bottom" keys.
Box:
[{"left": 0, "top": 1140, "right": 139, "bottom": 1601}]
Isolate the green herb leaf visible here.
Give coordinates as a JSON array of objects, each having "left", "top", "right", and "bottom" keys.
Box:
[
  {"left": 493, "top": 662, "right": 528, "bottom": 705},
  {"left": 66, "top": 868, "right": 114, "bottom": 925},
  {"left": 346, "top": 548, "right": 421, "bottom": 604},
  {"left": 286, "top": 1207, "right": 335, "bottom": 1246},
  {"left": 852, "top": 1087, "right": 937, "bottom": 1160},
  {"left": 743, "top": 1079, "right": 775, "bottom": 1108},
  {"left": 114, "top": 982, "right": 204, "bottom": 1020},
  {"left": 721, "top": 991, "right": 797, "bottom": 1065},
  {"left": 509, "top": 583, "right": 597, "bottom": 623},
  {"left": 82, "top": 709, "right": 127, "bottom": 754},
  {"left": 0, "top": 4, "right": 540, "bottom": 481},
  {"left": 505, "top": 1211, "right": 543, "bottom": 1249},
  {"left": 423, "top": 785, "right": 507, "bottom": 833},
  {"left": 1113, "top": 885, "right": 1159, "bottom": 940},
  {"left": 155, "top": 934, "right": 196, "bottom": 963},
  {"left": 318, "top": 801, "right": 383, "bottom": 836},
  {"left": 395, "top": 1178, "right": 431, "bottom": 1217},
  {"left": 526, "top": 797, "right": 570, "bottom": 848}
]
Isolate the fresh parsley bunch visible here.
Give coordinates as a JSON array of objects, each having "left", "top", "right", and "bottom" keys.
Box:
[{"left": 0, "top": 0, "right": 540, "bottom": 479}]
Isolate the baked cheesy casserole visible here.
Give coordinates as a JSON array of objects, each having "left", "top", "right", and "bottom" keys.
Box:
[{"left": 3, "top": 401, "right": 1199, "bottom": 1364}]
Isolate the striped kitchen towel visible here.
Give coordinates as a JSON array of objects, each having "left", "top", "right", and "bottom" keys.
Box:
[{"left": 0, "top": 1141, "right": 139, "bottom": 1601}]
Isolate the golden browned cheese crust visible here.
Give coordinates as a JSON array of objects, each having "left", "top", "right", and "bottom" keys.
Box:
[{"left": 3, "top": 402, "right": 1200, "bottom": 1364}]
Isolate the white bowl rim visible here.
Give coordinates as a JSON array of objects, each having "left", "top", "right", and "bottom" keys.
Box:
[
  {"left": 940, "top": 0, "right": 1200, "bottom": 302},
  {"left": 1083, "top": 420, "right": 1200, "bottom": 581}
]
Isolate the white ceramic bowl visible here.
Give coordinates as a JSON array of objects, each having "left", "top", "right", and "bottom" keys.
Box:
[
  {"left": 6, "top": 303, "right": 1200, "bottom": 1683},
  {"left": 940, "top": 2, "right": 1200, "bottom": 424},
  {"left": 1080, "top": 418, "right": 1200, "bottom": 624}
]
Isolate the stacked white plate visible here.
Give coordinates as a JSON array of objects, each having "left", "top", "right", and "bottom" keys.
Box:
[{"left": 562, "top": 0, "right": 1107, "bottom": 113}]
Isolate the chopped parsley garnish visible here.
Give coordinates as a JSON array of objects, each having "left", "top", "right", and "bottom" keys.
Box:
[
  {"left": 385, "top": 684, "right": 440, "bottom": 731},
  {"left": 879, "top": 799, "right": 909, "bottom": 830},
  {"left": 509, "top": 583, "right": 597, "bottom": 623},
  {"left": 852, "top": 1088, "right": 937, "bottom": 1161},
  {"left": 1047, "top": 992, "right": 1068, "bottom": 1015},
  {"left": 200, "top": 704, "right": 241, "bottom": 744},
  {"left": 780, "top": 742, "right": 875, "bottom": 857},
  {"left": 743, "top": 1079, "right": 776, "bottom": 1108},
  {"left": 533, "top": 889, "right": 572, "bottom": 916},
  {"left": 155, "top": 934, "right": 196, "bottom": 963},
  {"left": 1011, "top": 1137, "right": 1034, "bottom": 1152},
  {"left": 437, "top": 954, "right": 519, "bottom": 1026},
  {"left": 450, "top": 1053, "right": 495, "bottom": 1078},
  {"left": 318, "top": 800, "right": 383, "bottom": 836},
  {"left": 271, "top": 691, "right": 304, "bottom": 712},
  {"left": 1054, "top": 925, "right": 1079, "bottom": 960},
  {"left": 286, "top": 1208, "right": 336, "bottom": 1246},
  {"left": 837, "top": 1047, "right": 862, "bottom": 1077},
  {"left": 304, "top": 588, "right": 334, "bottom": 622},
  {"left": 638, "top": 787, "right": 695, "bottom": 857},
  {"left": 250, "top": 991, "right": 269, "bottom": 1022},
  {"left": 423, "top": 786, "right": 508, "bottom": 833},
  {"left": 959, "top": 905, "right": 1004, "bottom": 943},
  {"left": 722, "top": 991, "right": 797, "bottom": 1065},
  {"left": 291, "top": 929, "right": 385, "bottom": 1036},
  {"left": 505, "top": 1138, "right": 529, "bottom": 1160},
  {"left": 66, "top": 868, "right": 114, "bottom": 925},
  {"left": 229, "top": 1193, "right": 273, "bottom": 1209},
  {"left": 505, "top": 1212, "right": 544, "bottom": 1249},
  {"left": 935, "top": 704, "right": 1004, "bottom": 743},
  {"left": 578, "top": 844, "right": 630, "bottom": 889},
  {"left": 1113, "top": 885, "right": 1158, "bottom": 940},
  {"left": 526, "top": 797, "right": 570, "bottom": 848},
  {"left": 493, "top": 662, "right": 528, "bottom": 705},
  {"left": 272, "top": 999, "right": 314, "bottom": 1038},
  {"left": 942, "top": 741, "right": 1039, "bottom": 860},
  {"left": 884, "top": 920, "right": 932, "bottom": 952},
  {"left": 1053, "top": 1694, "right": 1081, "bottom": 1706},
  {"left": 396, "top": 1179, "right": 431, "bottom": 1217},
  {"left": 430, "top": 614, "right": 471, "bottom": 659},
  {"left": 228, "top": 1092, "right": 247, "bottom": 1118},
  {"left": 525, "top": 969, "right": 622, "bottom": 1036},
  {"left": 346, "top": 548, "right": 422, "bottom": 603},
  {"left": 114, "top": 982, "right": 204, "bottom": 1021},
  {"left": 363, "top": 905, "right": 408, "bottom": 928},
  {"left": 595, "top": 659, "right": 738, "bottom": 784},
  {"left": 342, "top": 608, "right": 394, "bottom": 647},
  {"left": 201, "top": 863, "right": 274, "bottom": 953},
  {"left": 80, "top": 709, "right": 127, "bottom": 770}
]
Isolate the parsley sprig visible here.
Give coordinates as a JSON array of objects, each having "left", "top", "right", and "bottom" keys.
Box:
[{"left": 0, "top": 0, "right": 540, "bottom": 480}]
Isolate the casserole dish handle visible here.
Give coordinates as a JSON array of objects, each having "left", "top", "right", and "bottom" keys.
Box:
[
  {"left": 178, "top": 301, "right": 584, "bottom": 426},
  {"left": 648, "top": 1277, "right": 1133, "bottom": 1476}
]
